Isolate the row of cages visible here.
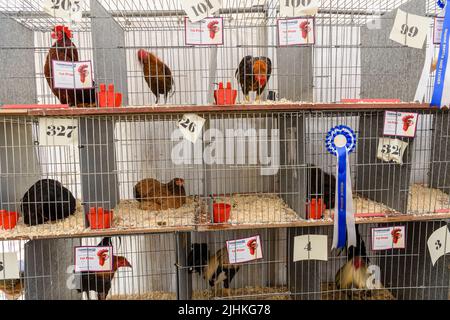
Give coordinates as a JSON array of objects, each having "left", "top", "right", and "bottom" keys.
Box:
[
  {"left": 0, "top": 0, "right": 443, "bottom": 107},
  {"left": 0, "top": 222, "right": 448, "bottom": 301},
  {"left": 0, "top": 108, "right": 449, "bottom": 239}
]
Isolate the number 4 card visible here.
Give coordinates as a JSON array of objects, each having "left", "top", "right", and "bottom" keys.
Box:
[
  {"left": 293, "top": 234, "right": 328, "bottom": 262},
  {"left": 389, "top": 9, "right": 431, "bottom": 49}
]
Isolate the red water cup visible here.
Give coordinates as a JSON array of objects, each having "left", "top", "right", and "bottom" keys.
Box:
[
  {"left": 0, "top": 210, "right": 19, "bottom": 230},
  {"left": 114, "top": 92, "right": 122, "bottom": 107},
  {"left": 213, "top": 203, "right": 231, "bottom": 223},
  {"left": 308, "top": 198, "right": 325, "bottom": 220},
  {"left": 88, "top": 207, "right": 113, "bottom": 229}
]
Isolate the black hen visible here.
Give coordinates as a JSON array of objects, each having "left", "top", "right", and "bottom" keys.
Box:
[{"left": 20, "top": 179, "right": 77, "bottom": 226}]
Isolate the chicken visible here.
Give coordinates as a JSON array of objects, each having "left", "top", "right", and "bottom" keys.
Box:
[
  {"left": 137, "top": 49, "right": 174, "bottom": 104},
  {"left": 21, "top": 179, "right": 77, "bottom": 226},
  {"left": 44, "top": 25, "right": 96, "bottom": 108},
  {"left": 0, "top": 272, "right": 24, "bottom": 300},
  {"left": 188, "top": 243, "right": 240, "bottom": 296},
  {"left": 307, "top": 164, "right": 336, "bottom": 210},
  {"left": 335, "top": 226, "right": 388, "bottom": 299},
  {"left": 235, "top": 55, "right": 272, "bottom": 102},
  {"left": 77, "top": 237, "right": 131, "bottom": 300},
  {"left": 133, "top": 178, "right": 186, "bottom": 211}
]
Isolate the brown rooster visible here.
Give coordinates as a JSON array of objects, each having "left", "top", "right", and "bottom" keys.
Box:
[
  {"left": 133, "top": 178, "right": 186, "bottom": 211},
  {"left": 0, "top": 272, "right": 24, "bottom": 300},
  {"left": 137, "top": 49, "right": 174, "bottom": 104},
  {"left": 44, "top": 25, "right": 96, "bottom": 108},
  {"left": 77, "top": 237, "right": 131, "bottom": 300},
  {"left": 235, "top": 55, "right": 272, "bottom": 102}
]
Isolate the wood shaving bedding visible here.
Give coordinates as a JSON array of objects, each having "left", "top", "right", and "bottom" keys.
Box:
[
  {"left": 407, "top": 184, "right": 450, "bottom": 214},
  {"left": 107, "top": 287, "right": 289, "bottom": 300},
  {"left": 114, "top": 197, "right": 197, "bottom": 228},
  {"left": 0, "top": 201, "right": 87, "bottom": 240},
  {"left": 213, "top": 194, "right": 298, "bottom": 224}
]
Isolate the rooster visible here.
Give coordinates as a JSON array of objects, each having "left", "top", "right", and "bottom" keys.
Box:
[
  {"left": 335, "top": 226, "right": 389, "bottom": 299},
  {"left": 44, "top": 25, "right": 96, "bottom": 108},
  {"left": 188, "top": 243, "right": 240, "bottom": 296},
  {"left": 235, "top": 56, "right": 272, "bottom": 102},
  {"left": 0, "top": 272, "right": 24, "bottom": 300},
  {"left": 137, "top": 49, "right": 174, "bottom": 104},
  {"left": 77, "top": 237, "right": 131, "bottom": 300},
  {"left": 134, "top": 178, "right": 186, "bottom": 211}
]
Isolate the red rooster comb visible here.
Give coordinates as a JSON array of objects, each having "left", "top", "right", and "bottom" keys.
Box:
[{"left": 51, "top": 25, "right": 73, "bottom": 40}]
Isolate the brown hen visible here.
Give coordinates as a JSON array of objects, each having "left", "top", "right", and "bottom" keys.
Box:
[{"left": 134, "top": 178, "right": 186, "bottom": 211}]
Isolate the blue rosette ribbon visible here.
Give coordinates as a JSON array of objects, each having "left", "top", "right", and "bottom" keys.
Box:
[
  {"left": 438, "top": 0, "right": 446, "bottom": 9},
  {"left": 326, "top": 125, "right": 357, "bottom": 249}
]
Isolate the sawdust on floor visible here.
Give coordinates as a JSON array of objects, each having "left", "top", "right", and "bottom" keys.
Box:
[
  {"left": 321, "top": 282, "right": 396, "bottom": 300},
  {"left": 407, "top": 184, "right": 450, "bottom": 214},
  {"left": 107, "top": 286, "right": 290, "bottom": 300}
]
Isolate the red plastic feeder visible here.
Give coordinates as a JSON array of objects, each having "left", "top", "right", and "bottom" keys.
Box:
[
  {"left": 0, "top": 210, "right": 19, "bottom": 230},
  {"left": 213, "top": 203, "right": 231, "bottom": 223},
  {"left": 88, "top": 207, "right": 113, "bottom": 229},
  {"left": 98, "top": 84, "right": 122, "bottom": 108},
  {"left": 214, "top": 82, "right": 237, "bottom": 105},
  {"left": 307, "top": 198, "right": 325, "bottom": 220}
]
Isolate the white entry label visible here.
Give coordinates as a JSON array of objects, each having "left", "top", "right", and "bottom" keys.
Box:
[
  {"left": 185, "top": 17, "right": 224, "bottom": 46},
  {"left": 278, "top": 17, "right": 315, "bottom": 46},
  {"left": 293, "top": 235, "right": 328, "bottom": 261},
  {"left": 377, "top": 138, "right": 409, "bottom": 164},
  {"left": 226, "top": 235, "right": 263, "bottom": 264},
  {"left": 177, "top": 114, "right": 206, "bottom": 143},
  {"left": 43, "top": 0, "right": 83, "bottom": 22},
  {"left": 181, "top": 0, "right": 221, "bottom": 23},
  {"left": 39, "top": 117, "right": 79, "bottom": 146},
  {"left": 427, "top": 226, "right": 450, "bottom": 266},
  {"left": 0, "top": 252, "right": 20, "bottom": 280},
  {"left": 280, "top": 0, "right": 320, "bottom": 17},
  {"left": 74, "top": 246, "right": 113, "bottom": 272},
  {"left": 52, "top": 60, "right": 94, "bottom": 90},
  {"left": 372, "top": 226, "right": 406, "bottom": 250},
  {"left": 389, "top": 9, "right": 431, "bottom": 49},
  {"left": 383, "top": 111, "right": 418, "bottom": 138}
]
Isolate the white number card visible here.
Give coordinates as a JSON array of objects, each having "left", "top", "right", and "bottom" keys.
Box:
[
  {"left": 376, "top": 138, "right": 409, "bottom": 165},
  {"left": 39, "top": 117, "right": 79, "bottom": 146},
  {"left": 293, "top": 235, "right": 328, "bottom": 262},
  {"left": 0, "top": 252, "right": 20, "bottom": 280},
  {"left": 389, "top": 9, "right": 431, "bottom": 49},
  {"left": 177, "top": 114, "right": 206, "bottom": 143},
  {"left": 427, "top": 226, "right": 450, "bottom": 266},
  {"left": 181, "top": 0, "right": 221, "bottom": 23},
  {"left": 280, "top": 0, "right": 319, "bottom": 18},
  {"left": 43, "top": 0, "right": 83, "bottom": 22}
]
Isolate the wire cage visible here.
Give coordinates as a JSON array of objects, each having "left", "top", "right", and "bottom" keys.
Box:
[{"left": 0, "top": 0, "right": 449, "bottom": 301}]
